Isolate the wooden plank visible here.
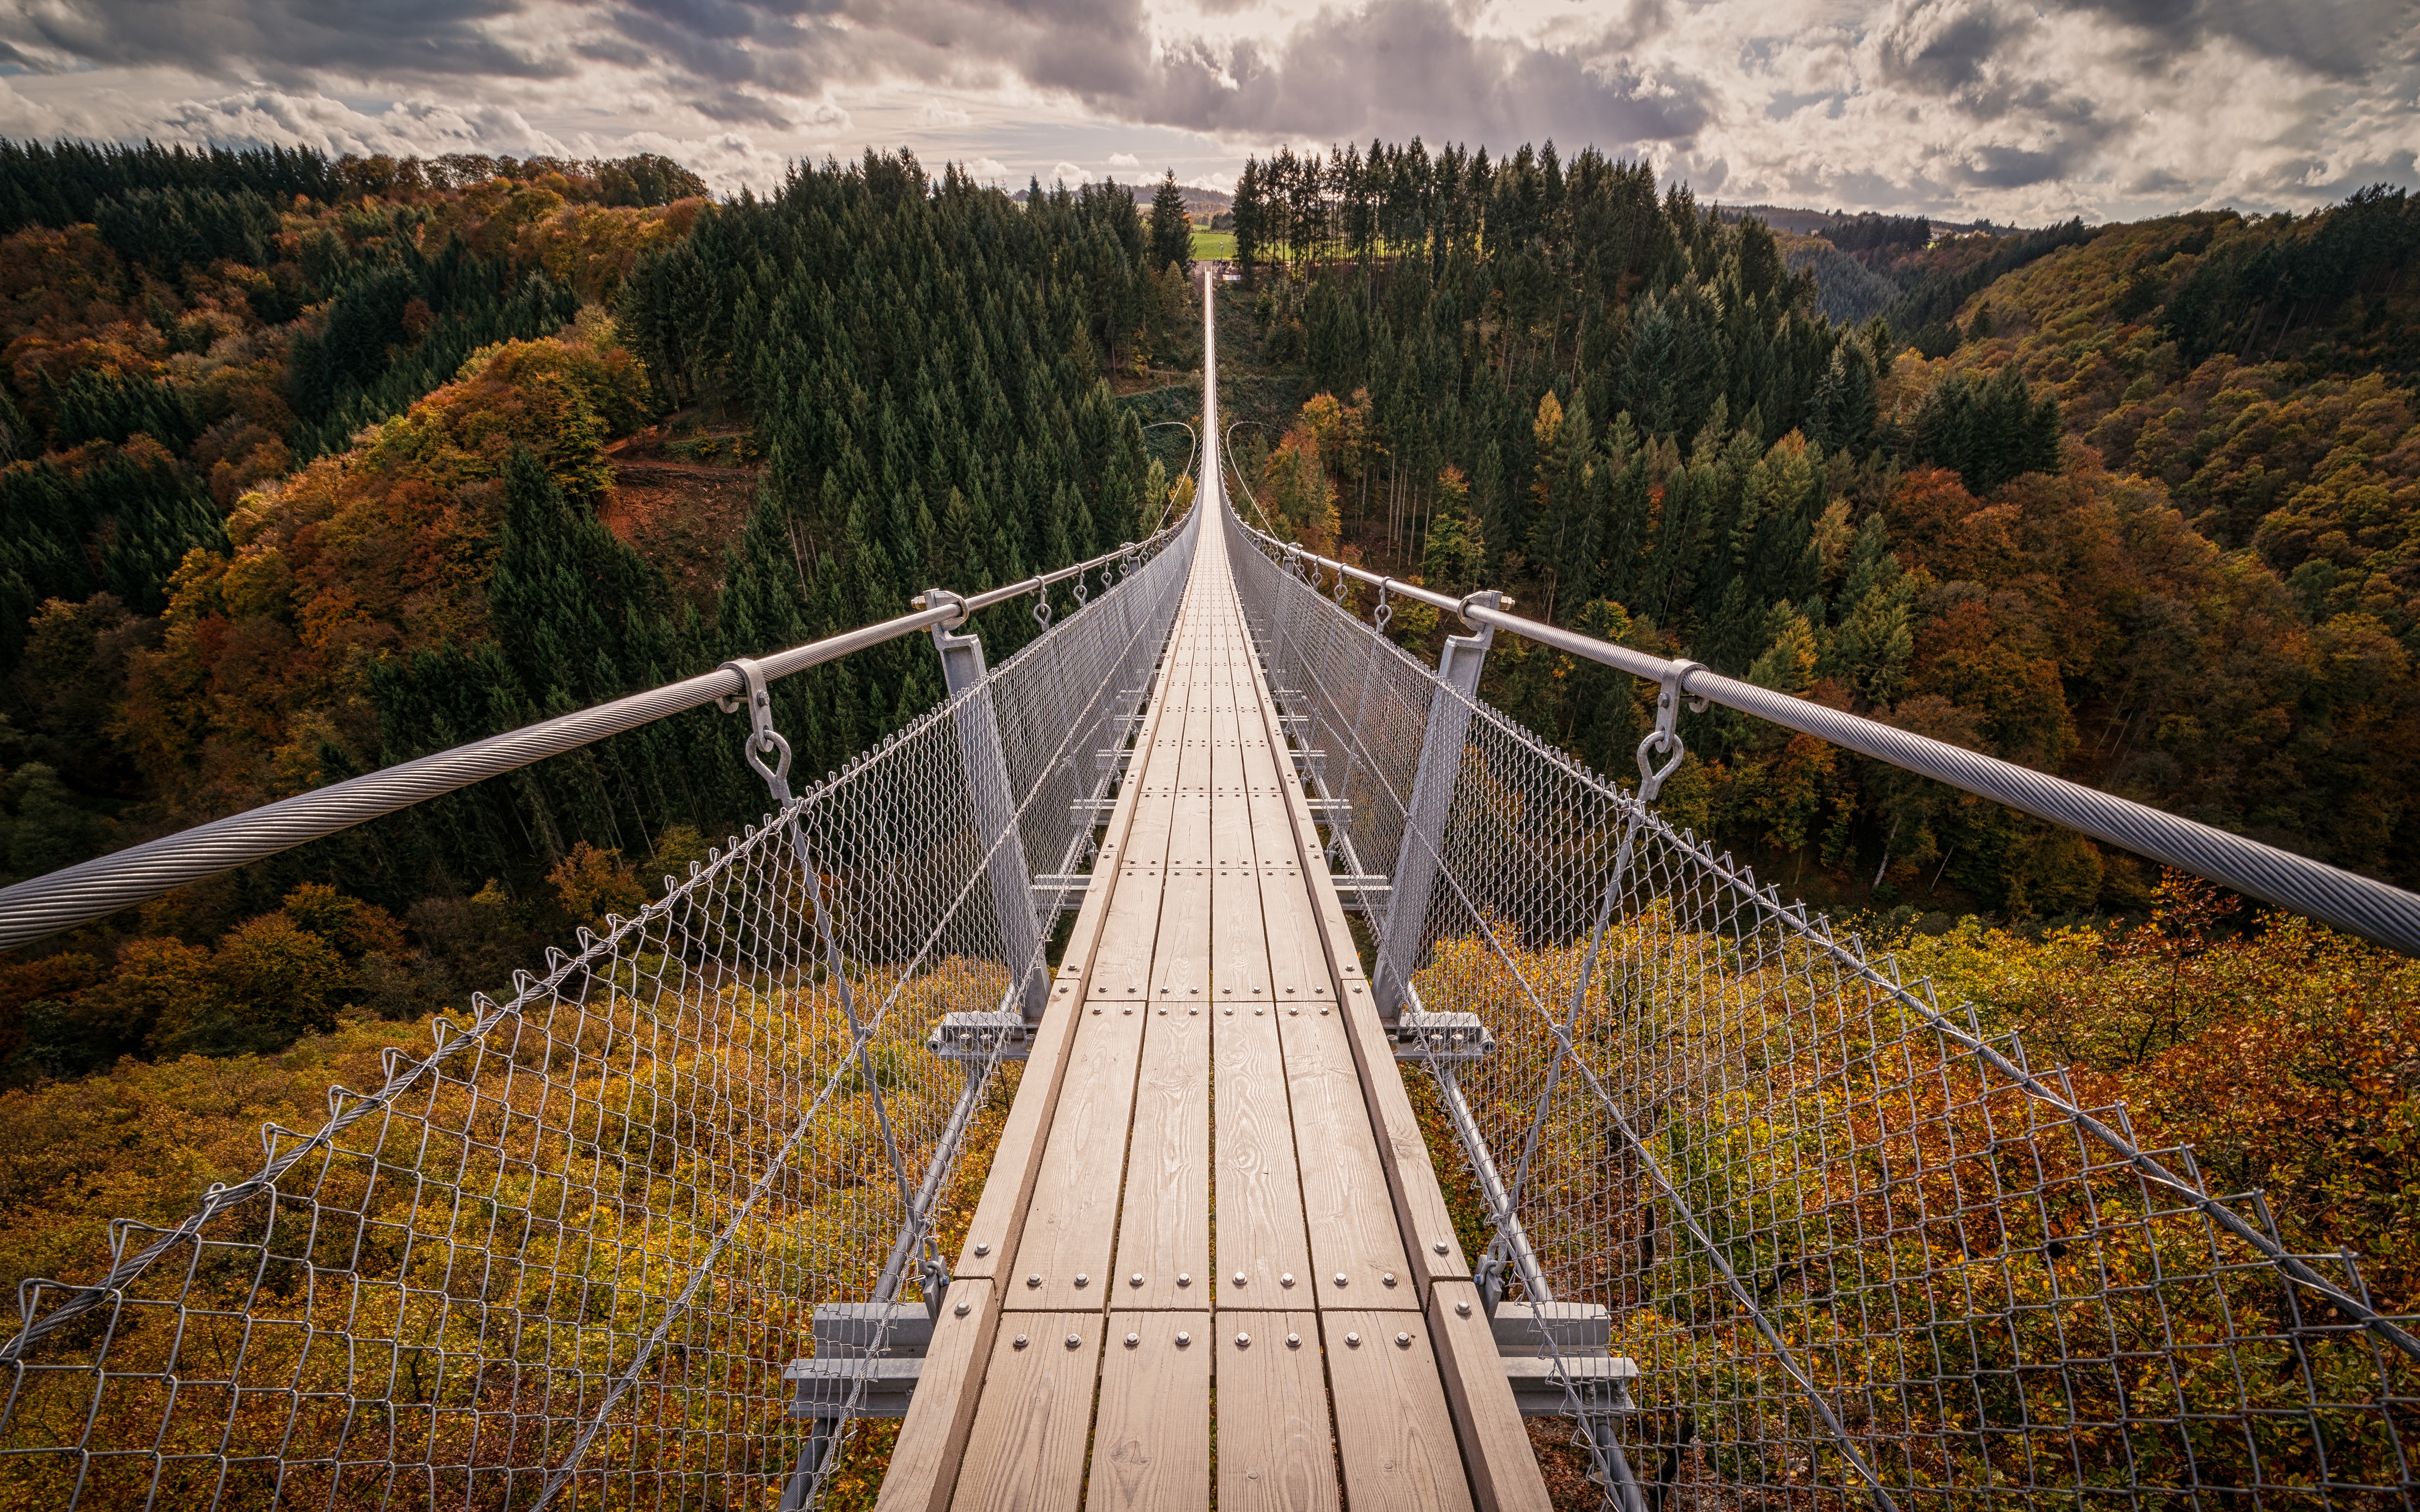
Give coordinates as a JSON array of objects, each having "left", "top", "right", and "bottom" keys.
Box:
[
  {"left": 1086, "top": 1311, "right": 1212, "bottom": 1511},
  {"left": 1273, "top": 991, "right": 1416, "bottom": 1307},
  {"left": 888, "top": 607, "right": 1192, "bottom": 1512},
  {"left": 872, "top": 1278, "right": 995, "bottom": 1512},
  {"left": 1112, "top": 993, "right": 1210, "bottom": 1309},
  {"left": 1212, "top": 1004, "right": 1311, "bottom": 1304},
  {"left": 1241, "top": 657, "right": 1474, "bottom": 1289},
  {"left": 949, "top": 607, "right": 1186, "bottom": 1283},
  {"left": 1086, "top": 617, "right": 1198, "bottom": 1003},
  {"left": 1214, "top": 1311, "right": 1338, "bottom": 1512},
  {"left": 1007, "top": 1003, "right": 1146, "bottom": 1311},
  {"left": 1426, "top": 1281, "right": 1553, "bottom": 1512},
  {"left": 1321, "top": 1311, "right": 1475, "bottom": 1512},
  {"left": 946, "top": 1312, "right": 1103, "bottom": 1512}
]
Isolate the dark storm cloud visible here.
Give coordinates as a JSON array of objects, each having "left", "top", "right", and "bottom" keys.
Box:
[
  {"left": 0, "top": 0, "right": 566, "bottom": 83},
  {"left": 2048, "top": 0, "right": 2401, "bottom": 80},
  {"left": 1958, "top": 143, "right": 2069, "bottom": 188},
  {"left": 1871, "top": 0, "right": 2031, "bottom": 99}
]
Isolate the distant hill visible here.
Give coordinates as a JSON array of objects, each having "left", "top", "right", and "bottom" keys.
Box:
[{"left": 1715, "top": 201, "right": 2004, "bottom": 238}]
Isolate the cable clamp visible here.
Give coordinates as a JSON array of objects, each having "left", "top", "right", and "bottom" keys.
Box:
[{"left": 917, "top": 588, "right": 970, "bottom": 629}]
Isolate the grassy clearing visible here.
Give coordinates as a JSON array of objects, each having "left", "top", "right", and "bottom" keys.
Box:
[{"left": 1190, "top": 230, "right": 1236, "bottom": 261}]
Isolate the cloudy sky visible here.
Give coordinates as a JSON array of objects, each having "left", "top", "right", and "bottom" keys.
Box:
[{"left": 1, "top": 0, "right": 2413, "bottom": 224}]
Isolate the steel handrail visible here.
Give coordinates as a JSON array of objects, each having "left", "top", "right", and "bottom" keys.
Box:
[
  {"left": 0, "top": 521, "right": 1190, "bottom": 954},
  {"left": 1228, "top": 511, "right": 2420, "bottom": 955}
]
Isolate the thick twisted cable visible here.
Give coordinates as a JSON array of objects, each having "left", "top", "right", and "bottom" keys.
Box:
[
  {"left": 0, "top": 606, "right": 953, "bottom": 952},
  {"left": 0, "top": 514, "right": 1193, "bottom": 954},
  {"left": 1691, "top": 668, "right": 2420, "bottom": 954},
  {"left": 1225, "top": 508, "right": 2420, "bottom": 955}
]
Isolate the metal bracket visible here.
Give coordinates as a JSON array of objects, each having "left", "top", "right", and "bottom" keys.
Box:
[
  {"left": 926, "top": 1011, "right": 1033, "bottom": 1063},
  {"left": 718, "top": 657, "right": 793, "bottom": 802},
  {"left": 1634, "top": 660, "right": 1704, "bottom": 805},
  {"left": 1391, "top": 1010, "right": 1494, "bottom": 1064}
]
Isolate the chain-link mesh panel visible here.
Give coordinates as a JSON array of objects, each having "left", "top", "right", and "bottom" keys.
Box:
[
  {"left": 1226, "top": 508, "right": 2419, "bottom": 1511},
  {"left": 0, "top": 514, "right": 1197, "bottom": 1510}
]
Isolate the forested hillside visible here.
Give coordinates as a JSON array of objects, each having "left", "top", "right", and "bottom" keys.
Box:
[
  {"left": 0, "top": 145, "right": 1190, "bottom": 1081},
  {"left": 1217, "top": 140, "right": 2418, "bottom": 919}
]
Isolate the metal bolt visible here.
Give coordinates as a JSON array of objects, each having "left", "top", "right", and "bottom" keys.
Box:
[
  {"left": 1433, "top": 1242, "right": 1449, "bottom": 1255},
  {"left": 1125, "top": 1332, "right": 1139, "bottom": 1348},
  {"left": 1345, "top": 1332, "right": 1361, "bottom": 1347},
  {"left": 1066, "top": 1333, "right": 1082, "bottom": 1349},
  {"left": 1177, "top": 1272, "right": 1190, "bottom": 1286},
  {"left": 1334, "top": 1272, "right": 1347, "bottom": 1286},
  {"left": 1286, "top": 1333, "right": 1301, "bottom": 1349},
  {"left": 1091, "top": 1007, "right": 1101, "bottom": 1015},
  {"left": 1014, "top": 1334, "right": 1029, "bottom": 1349},
  {"left": 1075, "top": 1273, "right": 1089, "bottom": 1287},
  {"left": 1455, "top": 1300, "right": 1471, "bottom": 1316},
  {"left": 1236, "top": 1332, "right": 1251, "bottom": 1347},
  {"left": 1176, "top": 1331, "right": 1191, "bottom": 1347},
  {"left": 1027, "top": 1274, "right": 1040, "bottom": 1288},
  {"left": 1397, "top": 1332, "right": 1412, "bottom": 1348},
  {"left": 973, "top": 1242, "right": 989, "bottom": 1256},
  {"left": 1233, "top": 1271, "right": 1245, "bottom": 1285},
  {"left": 1130, "top": 1272, "right": 1144, "bottom": 1287},
  {"left": 1383, "top": 1272, "right": 1397, "bottom": 1287},
  {"left": 1280, "top": 1272, "right": 1295, "bottom": 1287}
]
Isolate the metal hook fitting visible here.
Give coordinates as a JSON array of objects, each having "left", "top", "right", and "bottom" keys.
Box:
[
  {"left": 718, "top": 657, "right": 793, "bottom": 799},
  {"left": 1634, "top": 660, "right": 1705, "bottom": 804},
  {"left": 1372, "top": 581, "right": 1393, "bottom": 633}
]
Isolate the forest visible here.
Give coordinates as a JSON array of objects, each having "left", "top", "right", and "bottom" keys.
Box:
[
  {"left": 0, "top": 138, "right": 2415, "bottom": 1424},
  {"left": 1217, "top": 138, "right": 2418, "bottom": 928},
  {"left": 0, "top": 142, "right": 1190, "bottom": 1082}
]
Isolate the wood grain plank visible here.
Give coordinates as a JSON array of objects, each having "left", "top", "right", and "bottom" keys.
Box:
[
  {"left": 1239, "top": 644, "right": 1474, "bottom": 1289},
  {"left": 1112, "top": 993, "right": 1210, "bottom": 1309},
  {"left": 947, "top": 1312, "right": 1104, "bottom": 1512},
  {"left": 1007, "top": 1002, "right": 1146, "bottom": 1311},
  {"left": 1087, "top": 1311, "right": 1212, "bottom": 1512},
  {"left": 872, "top": 1278, "right": 996, "bottom": 1512},
  {"left": 1212, "top": 1002, "right": 1311, "bottom": 1305},
  {"left": 1086, "top": 617, "right": 1198, "bottom": 1003},
  {"left": 1322, "top": 1311, "right": 1475, "bottom": 1512},
  {"left": 1426, "top": 1281, "right": 1553, "bottom": 1512},
  {"left": 1274, "top": 994, "right": 1417, "bottom": 1307},
  {"left": 1214, "top": 1311, "right": 1338, "bottom": 1512}
]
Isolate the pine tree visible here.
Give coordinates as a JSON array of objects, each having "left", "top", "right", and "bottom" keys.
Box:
[{"left": 1150, "top": 171, "right": 1193, "bottom": 275}]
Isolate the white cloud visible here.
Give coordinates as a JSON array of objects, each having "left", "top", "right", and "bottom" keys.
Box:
[
  {"left": 1051, "top": 159, "right": 1090, "bottom": 185},
  {"left": 0, "top": 0, "right": 2406, "bottom": 221},
  {"left": 965, "top": 155, "right": 1010, "bottom": 183}
]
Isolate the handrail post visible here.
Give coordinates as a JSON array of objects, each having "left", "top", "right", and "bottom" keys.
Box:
[
  {"left": 1372, "top": 591, "right": 1501, "bottom": 1018},
  {"left": 924, "top": 592, "right": 1049, "bottom": 1019}
]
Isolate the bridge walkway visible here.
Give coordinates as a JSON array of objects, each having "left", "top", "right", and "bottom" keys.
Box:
[{"left": 876, "top": 513, "right": 1550, "bottom": 1511}]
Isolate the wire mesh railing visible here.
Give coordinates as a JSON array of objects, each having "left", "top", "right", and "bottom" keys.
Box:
[
  {"left": 0, "top": 511, "right": 1198, "bottom": 1510},
  {"left": 1223, "top": 504, "right": 2420, "bottom": 1510}
]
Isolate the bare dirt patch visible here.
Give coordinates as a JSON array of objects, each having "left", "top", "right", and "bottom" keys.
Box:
[{"left": 600, "top": 426, "right": 764, "bottom": 612}]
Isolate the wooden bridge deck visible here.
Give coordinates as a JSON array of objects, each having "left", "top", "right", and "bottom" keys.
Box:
[{"left": 876, "top": 519, "right": 1550, "bottom": 1512}]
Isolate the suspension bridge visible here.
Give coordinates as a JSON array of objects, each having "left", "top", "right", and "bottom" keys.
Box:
[{"left": 1, "top": 272, "right": 2415, "bottom": 1511}]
